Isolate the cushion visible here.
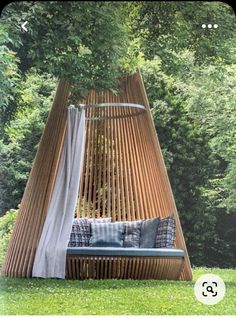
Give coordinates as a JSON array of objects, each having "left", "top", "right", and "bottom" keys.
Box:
[
  {"left": 90, "top": 222, "right": 124, "bottom": 247},
  {"left": 155, "top": 216, "right": 176, "bottom": 248},
  {"left": 67, "top": 247, "right": 185, "bottom": 257},
  {"left": 68, "top": 218, "right": 90, "bottom": 247},
  {"left": 68, "top": 217, "right": 111, "bottom": 247},
  {"left": 140, "top": 217, "right": 160, "bottom": 248},
  {"left": 123, "top": 220, "right": 142, "bottom": 248}
]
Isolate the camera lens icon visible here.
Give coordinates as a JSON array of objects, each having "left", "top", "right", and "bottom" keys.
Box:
[{"left": 194, "top": 274, "right": 226, "bottom": 305}]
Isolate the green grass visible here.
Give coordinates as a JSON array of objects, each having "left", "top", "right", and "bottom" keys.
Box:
[{"left": 0, "top": 267, "right": 235, "bottom": 315}]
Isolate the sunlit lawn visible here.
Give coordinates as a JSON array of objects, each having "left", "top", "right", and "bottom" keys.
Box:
[{"left": 0, "top": 267, "right": 235, "bottom": 315}]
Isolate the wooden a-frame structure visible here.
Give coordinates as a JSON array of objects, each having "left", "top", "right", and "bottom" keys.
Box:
[{"left": 2, "top": 71, "right": 192, "bottom": 280}]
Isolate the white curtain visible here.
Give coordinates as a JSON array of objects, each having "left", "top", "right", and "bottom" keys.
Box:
[{"left": 32, "top": 106, "right": 86, "bottom": 279}]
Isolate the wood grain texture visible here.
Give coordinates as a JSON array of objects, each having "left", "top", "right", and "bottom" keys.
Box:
[{"left": 2, "top": 71, "right": 192, "bottom": 280}]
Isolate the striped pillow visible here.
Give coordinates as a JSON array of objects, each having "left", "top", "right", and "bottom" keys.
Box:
[
  {"left": 123, "top": 220, "right": 142, "bottom": 248},
  {"left": 68, "top": 217, "right": 111, "bottom": 247},
  {"left": 155, "top": 216, "right": 176, "bottom": 248},
  {"left": 90, "top": 222, "right": 125, "bottom": 247}
]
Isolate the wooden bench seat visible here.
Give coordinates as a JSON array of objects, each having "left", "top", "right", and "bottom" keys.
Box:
[{"left": 66, "top": 247, "right": 185, "bottom": 280}]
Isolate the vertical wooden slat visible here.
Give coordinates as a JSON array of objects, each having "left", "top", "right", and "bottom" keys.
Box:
[
  {"left": 114, "top": 105, "right": 122, "bottom": 220},
  {"left": 96, "top": 96, "right": 103, "bottom": 217},
  {"left": 102, "top": 94, "right": 107, "bottom": 217},
  {"left": 92, "top": 100, "right": 99, "bottom": 217},
  {"left": 87, "top": 92, "right": 96, "bottom": 218},
  {"left": 107, "top": 97, "right": 111, "bottom": 218},
  {"left": 119, "top": 115, "right": 131, "bottom": 221}
]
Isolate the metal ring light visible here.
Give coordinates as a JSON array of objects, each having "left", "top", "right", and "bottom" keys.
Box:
[{"left": 69, "top": 103, "right": 146, "bottom": 120}]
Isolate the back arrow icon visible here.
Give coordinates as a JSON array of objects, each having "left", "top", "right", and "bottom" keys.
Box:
[{"left": 21, "top": 21, "right": 28, "bottom": 32}]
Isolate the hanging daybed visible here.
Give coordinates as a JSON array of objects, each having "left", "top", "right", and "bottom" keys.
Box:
[{"left": 2, "top": 71, "right": 192, "bottom": 281}]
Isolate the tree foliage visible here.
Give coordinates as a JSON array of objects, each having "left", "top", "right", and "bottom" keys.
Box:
[
  {"left": 0, "top": 69, "right": 56, "bottom": 214},
  {"left": 0, "top": 25, "right": 20, "bottom": 134},
  {"left": 131, "top": 1, "right": 235, "bottom": 64},
  {"left": 0, "top": 209, "right": 18, "bottom": 268},
  {"left": 1, "top": 1, "right": 129, "bottom": 99},
  {"left": 141, "top": 59, "right": 213, "bottom": 266}
]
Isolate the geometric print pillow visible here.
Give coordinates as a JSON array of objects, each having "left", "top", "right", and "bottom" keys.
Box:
[
  {"left": 155, "top": 216, "right": 176, "bottom": 248},
  {"left": 68, "top": 217, "right": 111, "bottom": 247},
  {"left": 68, "top": 218, "right": 90, "bottom": 247}
]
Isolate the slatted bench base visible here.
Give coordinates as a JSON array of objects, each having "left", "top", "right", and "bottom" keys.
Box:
[{"left": 66, "top": 255, "right": 184, "bottom": 280}]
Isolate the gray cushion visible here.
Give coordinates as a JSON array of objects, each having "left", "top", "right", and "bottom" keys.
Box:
[
  {"left": 123, "top": 220, "right": 142, "bottom": 248},
  {"left": 155, "top": 216, "right": 176, "bottom": 248},
  {"left": 68, "top": 217, "right": 111, "bottom": 247},
  {"left": 90, "top": 222, "right": 124, "bottom": 247},
  {"left": 67, "top": 247, "right": 185, "bottom": 257},
  {"left": 140, "top": 217, "right": 160, "bottom": 248}
]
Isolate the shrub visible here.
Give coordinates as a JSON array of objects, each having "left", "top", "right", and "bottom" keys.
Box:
[{"left": 0, "top": 209, "right": 17, "bottom": 268}]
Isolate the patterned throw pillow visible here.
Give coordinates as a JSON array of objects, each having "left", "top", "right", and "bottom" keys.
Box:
[
  {"left": 90, "top": 222, "right": 125, "bottom": 247},
  {"left": 68, "top": 218, "right": 89, "bottom": 247},
  {"left": 123, "top": 220, "right": 142, "bottom": 248},
  {"left": 155, "top": 216, "right": 176, "bottom": 248},
  {"left": 68, "top": 217, "right": 111, "bottom": 247}
]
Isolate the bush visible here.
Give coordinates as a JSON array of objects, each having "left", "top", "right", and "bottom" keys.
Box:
[
  {"left": 0, "top": 209, "right": 17, "bottom": 268},
  {"left": 0, "top": 69, "right": 56, "bottom": 215}
]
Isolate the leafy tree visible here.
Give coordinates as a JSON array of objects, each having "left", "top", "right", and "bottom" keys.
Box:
[
  {"left": 0, "top": 69, "right": 56, "bottom": 215},
  {"left": 0, "top": 209, "right": 17, "bottom": 267},
  {"left": 224, "top": 160, "right": 236, "bottom": 212},
  {"left": 171, "top": 53, "right": 236, "bottom": 213},
  {"left": 141, "top": 58, "right": 218, "bottom": 265},
  {"left": 0, "top": 25, "right": 20, "bottom": 135},
  {"left": 131, "top": 1, "right": 235, "bottom": 65},
  {"left": 1, "top": 1, "right": 129, "bottom": 99},
  {"left": 142, "top": 49, "right": 236, "bottom": 266}
]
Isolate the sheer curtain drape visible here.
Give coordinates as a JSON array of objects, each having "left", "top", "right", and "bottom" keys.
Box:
[{"left": 32, "top": 106, "right": 86, "bottom": 278}]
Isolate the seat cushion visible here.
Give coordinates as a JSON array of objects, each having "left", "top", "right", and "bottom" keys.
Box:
[
  {"left": 90, "top": 222, "right": 125, "bottom": 247},
  {"left": 140, "top": 217, "right": 160, "bottom": 248},
  {"left": 67, "top": 247, "right": 185, "bottom": 257}
]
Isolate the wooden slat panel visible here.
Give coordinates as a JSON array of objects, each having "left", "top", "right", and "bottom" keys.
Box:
[
  {"left": 2, "top": 80, "right": 70, "bottom": 278},
  {"left": 65, "top": 256, "right": 184, "bottom": 280}
]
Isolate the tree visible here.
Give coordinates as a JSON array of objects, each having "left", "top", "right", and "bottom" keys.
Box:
[
  {"left": 131, "top": 2, "right": 235, "bottom": 65},
  {"left": 172, "top": 54, "right": 236, "bottom": 213},
  {"left": 141, "top": 58, "right": 219, "bottom": 266},
  {"left": 0, "top": 25, "right": 20, "bottom": 135},
  {"left": 0, "top": 69, "right": 56, "bottom": 215},
  {"left": 1, "top": 1, "right": 129, "bottom": 99}
]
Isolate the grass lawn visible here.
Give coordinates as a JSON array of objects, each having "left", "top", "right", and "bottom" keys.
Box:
[{"left": 0, "top": 267, "right": 235, "bottom": 315}]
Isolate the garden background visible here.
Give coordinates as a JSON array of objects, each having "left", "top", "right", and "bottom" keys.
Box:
[{"left": 0, "top": 0, "right": 235, "bottom": 273}]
